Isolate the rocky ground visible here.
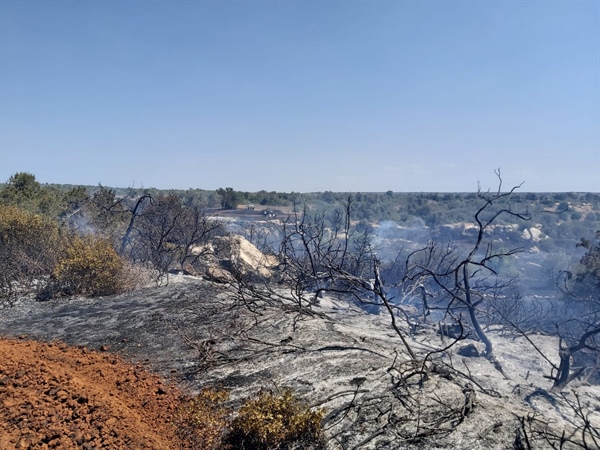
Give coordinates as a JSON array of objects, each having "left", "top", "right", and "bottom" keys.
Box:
[
  {"left": 1, "top": 276, "right": 599, "bottom": 449},
  {"left": 0, "top": 338, "right": 185, "bottom": 449}
]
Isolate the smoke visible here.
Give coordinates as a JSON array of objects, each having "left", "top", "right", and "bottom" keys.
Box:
[
  {"left": 62, "top": 210, "right": 98, "bottom": 236},
  {"left": 371, "top": 220, "right": 432, "bottom": 262}
]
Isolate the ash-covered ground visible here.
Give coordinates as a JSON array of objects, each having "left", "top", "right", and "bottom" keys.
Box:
[{"left": 1, "top": 276, "right": 599, "bottom": 449}]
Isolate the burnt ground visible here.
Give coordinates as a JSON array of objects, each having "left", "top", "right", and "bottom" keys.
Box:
[
  {"left": 2, "top": 276, "right": 600, "bottom": 449},
  {"left": 0, "top": 277, "right": 224, "bottom": 387}
]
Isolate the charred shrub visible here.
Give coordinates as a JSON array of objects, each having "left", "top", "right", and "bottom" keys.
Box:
[
  {"left": 227, "top": 389, "right": 325, "bottom": 450},
  {"left": 51, "top": 235, "right": 134, "bottom": 297}
]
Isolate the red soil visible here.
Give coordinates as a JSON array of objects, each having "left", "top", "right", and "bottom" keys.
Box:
[{"left": 0, "top": 338, "right": 188, "bottom": 449}]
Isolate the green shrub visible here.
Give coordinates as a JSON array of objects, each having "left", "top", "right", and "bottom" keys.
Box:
[
  {"left": 174, "top": 388, "right": 231, "bottom": 450},
  {"left": 0, "top": 206, "right": 62, "bottom": 304},
  {"left": 52, "top": 235, "right": 133, "bottom": 297},
  {"left": 174, "top": 388, "right": 326, "bottom": 450},
  {"left": 228, "top": 389, "right": 325, "bottom": 450},
  {"left": 0, "top": 205, "right": 62, "bottom": 268}
]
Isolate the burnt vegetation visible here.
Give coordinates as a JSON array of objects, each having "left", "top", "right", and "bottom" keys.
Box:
[{"left": 1, "top": 171, "right": 600, "bottom": 449}]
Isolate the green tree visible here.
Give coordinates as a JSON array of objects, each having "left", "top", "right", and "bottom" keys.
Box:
[
  {"left": 59, "top": 186, "right": 90, "bottom": 224},
  {"left": 216, "top": 187, "right": 240, "bottom": 210},
  {"left": 0, "top": 172, "right": 62, "bottom": 216}
]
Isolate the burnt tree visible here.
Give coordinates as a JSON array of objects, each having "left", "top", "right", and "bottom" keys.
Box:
[{"left": 405, "top": 170, "right": 530, "bottom": 374}]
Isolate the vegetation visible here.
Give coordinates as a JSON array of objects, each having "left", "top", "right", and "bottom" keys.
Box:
[
  {"left": 405, "top": 174, "right": 531, "bottom": 373},
  {"left": 0, "top": 205, "right": 62, "bottom": 305},
  {"left": 126, "top": 194, "right": 225, "bottom": 279},
  {"left": 0, "top": 173, "right": 226, "bottom": 301},
  {"left": 51, "top": 235, "right": 134, "bottom": 298},
  {"left": 86, "top": 181, "right": 600, "bottom": 251},
  {"left": 217, "top": 187, "right": 241, "bottom": 210},
  {"left": 4, "top": 172, "right": 595, "bottom": 251},
  {"left": 2, "top": 169, "right": 598, "bottom": 309},
  {"left": 228, "top": 389, "right": 325, "bottom": 450},
  {"left": 221, "top": 174, "right": 599, "bottom": 448},
  {"left": 174, "top": 388, "right": 231, "bottom": 450},
  {"left": 577, "top": 231, "right": 600, "bottom": 284},
  {"left": 174, "top": 388, "right": 325, "bottom": 450},
  {"left": 546, "top": 232, "right": 600, "bottom": 388}
]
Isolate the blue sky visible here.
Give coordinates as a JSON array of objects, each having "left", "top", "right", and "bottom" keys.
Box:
[{"left": 1, "top": 1, "right": 598, "bottom": 192}]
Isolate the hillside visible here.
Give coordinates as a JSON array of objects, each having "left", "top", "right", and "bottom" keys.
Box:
[{"left": 1, "top": 276, "right": 598, "bottom": 449}]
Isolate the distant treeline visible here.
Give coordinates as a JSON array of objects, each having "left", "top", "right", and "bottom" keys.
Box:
[{"left": 2, "top": 173, "right": 599, "bottom": 253}]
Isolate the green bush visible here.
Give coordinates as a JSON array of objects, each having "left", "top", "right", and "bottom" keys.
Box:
[
  {"left": 0, "top": 205, "right": 62, "bottom": 304},
  {"left": 228, "top": 389, "right": 325, "bottom": 450},
  {"left": 174, "top": 388, "right": 326, "bottom": 450},
  {"left": 174, "top": 388, "right": 231, "bottom": 450},
  {"left": 52, "top": 235, "right": 134, "bottom": 297}
]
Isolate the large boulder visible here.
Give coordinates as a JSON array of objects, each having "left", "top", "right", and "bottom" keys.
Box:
[
  {"left": 521, "top": 226, "right": 544, "bottom": 242},
  {"left": 189, "top": 234, "right": 278, "bottom": 280},
  {"left": 215, "top": 235, "right": 278, "bottom": 279},
  {"left": 205, "top": 267, "right": 236, "bottom": 284}
]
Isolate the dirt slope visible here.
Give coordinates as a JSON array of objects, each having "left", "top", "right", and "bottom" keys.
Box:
[{"left": 0, "top": 338, "right": 185, "bottom": 450}]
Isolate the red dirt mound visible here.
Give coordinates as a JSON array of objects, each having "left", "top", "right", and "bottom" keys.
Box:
[{"left": 0, "top": 338, "right": 188, "bottom": 449}]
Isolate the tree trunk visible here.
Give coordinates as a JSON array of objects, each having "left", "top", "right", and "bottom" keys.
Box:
[
  {"left": 463, "top": 264, "right": 507, "bottom": 377},
  {"left": 463, "top": 264, "right": 493, "bottom": 356},
  {"left": 553, "top": 346, "right": 572, "bottom": 389}
]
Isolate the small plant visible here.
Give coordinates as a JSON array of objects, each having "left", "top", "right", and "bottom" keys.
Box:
[
  {"left": 174, "top": 388, "right": 231, "bottom": 450},
  {"left": 228, "top": 389, "right": 326, "bottom": 450},
  {"left": 52, "top": 235, "right": 133, "bottom": 297}
]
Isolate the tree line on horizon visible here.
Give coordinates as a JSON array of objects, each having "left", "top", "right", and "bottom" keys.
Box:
[{"left": 2, "top": 171, "right": 599, "bottom": 237}]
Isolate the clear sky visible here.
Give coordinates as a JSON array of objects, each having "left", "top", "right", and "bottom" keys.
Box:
[{"left": 1, "top": 1, "right": 598, "bottom": 192}]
